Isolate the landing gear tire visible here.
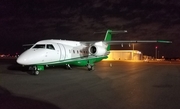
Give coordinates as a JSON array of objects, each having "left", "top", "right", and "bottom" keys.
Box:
[
  {"left": 87, "top": 64, "right": 94, "bottom": 71},
  {"left": 66, "top": 64, "right": 72, "bottom": 70},
  {"left": 30, "top": 66, "right": 40, "bottom": 75},
  {"left": 32, "top": 70, "right": 39, "bottom": 75}
]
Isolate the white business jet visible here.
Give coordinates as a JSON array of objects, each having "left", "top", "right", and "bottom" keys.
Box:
[{"left": 17, "top": 30, "right": 172, "bottom": 75}]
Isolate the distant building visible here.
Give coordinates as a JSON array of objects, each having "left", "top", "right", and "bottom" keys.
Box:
[{"left": 105, "top": 50, "right": 143, "bottom": 61}]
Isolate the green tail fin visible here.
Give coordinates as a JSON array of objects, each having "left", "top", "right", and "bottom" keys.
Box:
[{"left": 104, "top": 30, "right": 112, "bottom": 51}]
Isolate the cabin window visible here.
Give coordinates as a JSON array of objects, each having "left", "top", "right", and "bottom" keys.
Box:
[
  {"left": 77, "top": 50, "right": 79, "bottom": 53},
  {"left": 47, "top": 44, "right": 55, "bottom": 50},
  {"left": 33, "top": 44, "right": 45, "bottom": 49},
  {"left": 73, "top": 50, "right": 75, "bottom": 53}
]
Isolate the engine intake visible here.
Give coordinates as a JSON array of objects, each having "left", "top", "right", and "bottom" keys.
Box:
[{"left": 89, "top": 45, "right": 106, "bottom": 56}]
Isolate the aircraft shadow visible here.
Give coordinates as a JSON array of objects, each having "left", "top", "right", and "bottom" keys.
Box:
[
  {"left": 0, "top": 86, "right": 61, "bottom": 109},
  {"left": 7, "top": 62, "right": 90, "bottom": 75},
  {"left": 7, "top": 63, "right": 38, "bottom": 75},
  {"left": 7, "top": 63, "right": 70, "bottom": 75},
  {"left": 7, "top": 63, "right": 29, "bottom": 72}
]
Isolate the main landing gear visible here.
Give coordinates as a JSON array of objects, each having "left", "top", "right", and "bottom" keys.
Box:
[
  {"left": 66, "top": 64, "right": 72, "bottom": 70},
  {"left": 87, "top": 60, "right": 94, "bottom": 71},
  {"left": 87, "top": 64, "right": 94, "bottom": 71}
]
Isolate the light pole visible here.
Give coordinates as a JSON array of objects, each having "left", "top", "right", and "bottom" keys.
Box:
[
  {"left": 155, "top": 46, "right": 158, "bottom": 59},
  {"left": 132, "top": 44, "right": 134, "bottom": 60}
]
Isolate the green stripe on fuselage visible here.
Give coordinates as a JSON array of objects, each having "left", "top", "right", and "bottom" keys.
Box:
[{"left": 35, "top": 56, "right": 108, "bottom": 67}]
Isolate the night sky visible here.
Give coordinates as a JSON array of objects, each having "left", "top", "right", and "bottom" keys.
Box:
[{"left": 1, "top": 0, "right": 180, "bottom": 58}]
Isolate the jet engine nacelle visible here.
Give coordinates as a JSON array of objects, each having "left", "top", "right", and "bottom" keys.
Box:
[{"left": 89, "top": 45, "right": 107, "bottom": 56}]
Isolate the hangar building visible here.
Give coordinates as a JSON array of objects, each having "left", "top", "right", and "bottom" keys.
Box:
[{"left": 105, "top": 50, "right": 143, "bottom": 61}]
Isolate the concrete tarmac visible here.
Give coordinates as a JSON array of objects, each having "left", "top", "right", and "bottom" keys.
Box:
[{"left": 0, "top": 59, "right": 180, "bottom": 109}]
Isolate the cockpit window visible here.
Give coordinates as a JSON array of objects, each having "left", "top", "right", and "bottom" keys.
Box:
[
  {"left": 47, "top": 44, "right": 55, "bottom": 50},
  {"left": 33, "top": 44, "right": 45, "bottom": 49}
]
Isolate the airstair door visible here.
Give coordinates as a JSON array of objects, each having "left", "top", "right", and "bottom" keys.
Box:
[{"left": 58, "top": 44, "right": 66, "bottom": 60}]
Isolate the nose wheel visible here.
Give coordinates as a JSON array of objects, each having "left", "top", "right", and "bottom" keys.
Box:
[
  {"left": 29, "top": 66, "right": 40, "bottom": 75},
  {"left": 32, "top": 70, "right": 39, "bottom": 75}
]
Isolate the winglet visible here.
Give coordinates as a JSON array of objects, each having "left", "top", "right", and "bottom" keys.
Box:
[
  {"left": 104, "top": 30, "right": 112, "bottom": 41},
  {"left": 104, "top": 30, "right": 112, "bottom": 51},
  {"left": 104, "top": 30, "right": 127, "bottom": 51},
  {"left": 157, "top": 40, "right": 172, "bottom": 43}
]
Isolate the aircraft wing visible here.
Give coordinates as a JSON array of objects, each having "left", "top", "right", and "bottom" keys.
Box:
[
  {"left": 81, "top": 40, "right": 172, "bottom": 45},
  {"left": 104, "top": 40, "right": 172, "bottom": 45}
]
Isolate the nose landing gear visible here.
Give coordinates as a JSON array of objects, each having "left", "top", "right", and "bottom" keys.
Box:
[
  {"left": 32, "top": 70, "right": 39, "bottom": 75},
  {"left": 29, "top": 65, "right": 44, "bottom": 75}
]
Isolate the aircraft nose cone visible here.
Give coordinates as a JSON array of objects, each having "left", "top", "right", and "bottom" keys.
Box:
[
  {"left": 17, "top": 49, "right": 46, "bottom": 65},
  {"left": 17, "top": 56, "right": 27, "bottom": 65}
]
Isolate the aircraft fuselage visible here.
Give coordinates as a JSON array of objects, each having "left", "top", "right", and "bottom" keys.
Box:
[{"left": 17, "top": 40, "right": 93, "bottom": 66}]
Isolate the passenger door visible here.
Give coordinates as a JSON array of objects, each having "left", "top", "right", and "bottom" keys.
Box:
[{"left": 58, "top": 44, "right": 66, "bottom": 60}]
